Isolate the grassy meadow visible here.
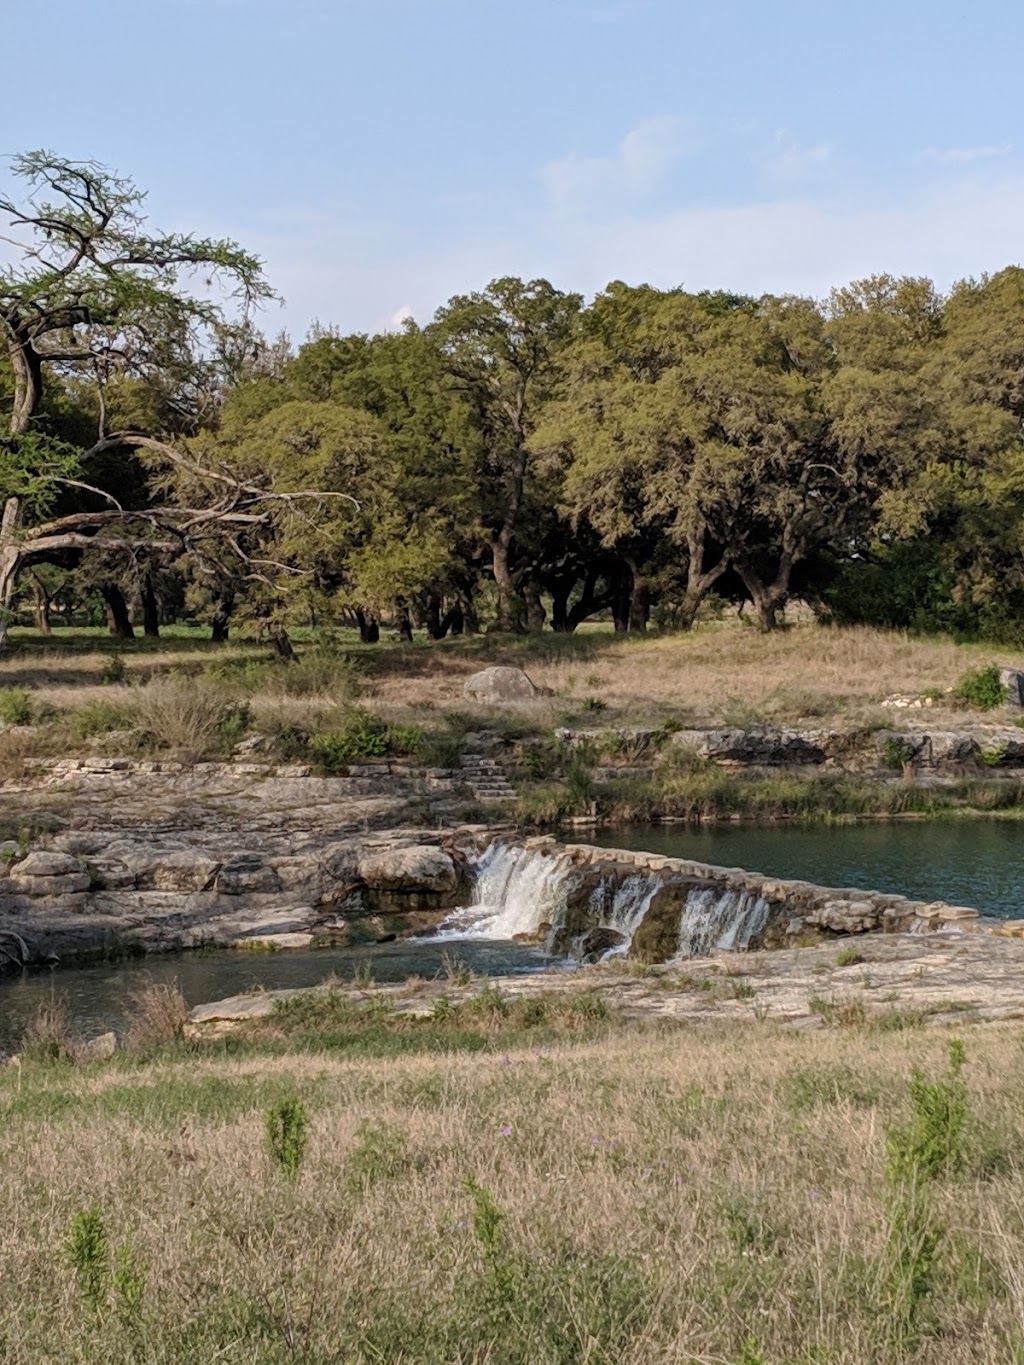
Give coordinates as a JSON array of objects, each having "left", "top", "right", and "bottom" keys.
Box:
[
  {"left": 4, "top": 984, "right": 1024, "bottom": 1363},
  {"left": 0, "top": 619, "right": 1018, "bottom": 738},
  {"left": 0, "top": 620, "right": 1021, "bottom": 828}
]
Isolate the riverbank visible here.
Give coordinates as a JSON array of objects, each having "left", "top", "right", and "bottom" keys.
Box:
[{"left": 5, "top": 966, "right": 1024, "bottom": 1363}]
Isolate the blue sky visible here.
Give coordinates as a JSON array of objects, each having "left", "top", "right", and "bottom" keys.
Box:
[{"left": 5, "top": 0, "right": 1023, "bottom": 337}]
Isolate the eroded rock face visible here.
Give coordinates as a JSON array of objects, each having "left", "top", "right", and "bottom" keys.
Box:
[
  {"left": 356, "top": 845, "right": 457, "bottom": 892},
  {"left": 463, "top": 666, "right": 543, "bottom": 703},
  {"left": 0, "top": 829, "right": 471, "bottom": 965}
]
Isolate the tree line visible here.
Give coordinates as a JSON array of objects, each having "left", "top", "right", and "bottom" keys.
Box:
[{"left": 3, "top": 152, "right": 1024, "bottom": 651}]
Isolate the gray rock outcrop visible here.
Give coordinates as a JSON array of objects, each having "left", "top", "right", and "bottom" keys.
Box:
[
  {"left": 1000, "top": 668, "right": 1024, "bottom": 707},
  {"left": 463, "top": 666, "right": 543, "bottom": 703}
]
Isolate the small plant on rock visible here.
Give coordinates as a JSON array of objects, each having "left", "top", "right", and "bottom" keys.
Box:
[{"left": 836, "top": 945, "right": 865, "bottom": 967}]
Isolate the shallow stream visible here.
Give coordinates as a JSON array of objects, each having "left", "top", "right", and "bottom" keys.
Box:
[{"left": 3, "top": 818, "right": 1022, "bottom": 1048}]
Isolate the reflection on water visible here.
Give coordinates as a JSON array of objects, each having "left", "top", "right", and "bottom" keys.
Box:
[
  {"left": 587, "top": 821, "right": 1024, "bottom": 919},
  {"left": 0, "top": 938, "right": 558, "bottom": 1050}
]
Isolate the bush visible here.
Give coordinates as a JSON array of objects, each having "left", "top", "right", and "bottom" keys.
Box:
[
  {"left": 21, "top": 998, "right": 76, "bottom": 1062},
  {"left": 265, "top": 1096, "right": 309, "bottom": 1179},
  {"left": 886, "top": 1038, "right": 969, "bottom": 1184},
  {"left": 123, "top": 979, "right": 188, "bottom": 1051},
  {"left": 68, "top": 698, "right": 137, "bottom": 739},
  {"left": 881, "top": 736, "right": 916, "bottom": 769},
  {"left": 130, "top": 678, "right": 249, "bottom": 758},
  {"left": 309, "top": 708, "right": 389, "bottom": 769},
  {"left": 212, "top": 648, "right": 361, "bottom": 700},
  {"left": 953, "top": 664, "right": 1007, "bottom": 711},
  {"left": 98, "top": 655, "right": 127, "bottom": 686},
  {"left": 0, "top": 687, "right": 32, "bottom": 725}
]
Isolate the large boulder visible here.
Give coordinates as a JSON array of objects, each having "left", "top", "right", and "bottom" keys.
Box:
[
  {"left": 9, "top": 851, "right": 91, "bottom": 896},
  {"left": 463, "top": 666, "right": 543, "bottom": 703},
  {"left": 357, "top": 845, "right": 458, "bottom": 895},
  {"left": 999, "top": 668, "right": 1024, "bottom": 707}
]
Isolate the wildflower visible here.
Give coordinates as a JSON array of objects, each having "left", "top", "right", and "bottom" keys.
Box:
[{"left": 500, "top": 1125, "right": 513, "bottom": 1137}]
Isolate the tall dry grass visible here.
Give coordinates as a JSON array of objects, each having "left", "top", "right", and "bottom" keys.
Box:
[{"left": 3, "top": 1011, "right": 1024, "bottom": 1361}]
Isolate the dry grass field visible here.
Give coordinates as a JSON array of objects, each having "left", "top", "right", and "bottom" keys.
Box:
[
  {"left": 3, "top": 986, "right": 1024, "bottom": 1364},
  {"left": 0, "top": 620, "right": 1017, "bottom": 737}
]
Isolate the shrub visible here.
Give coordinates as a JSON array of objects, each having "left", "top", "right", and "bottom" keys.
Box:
[
  {"left": 881, "top": 736, "right": 916, "bottom": 769},
  {"left": 123, "top": 979, "right": 188, "bottom": 1051},
  {"left": 580, "top": 695, "right": 606, "bottom": 713},
  {"left": 953, "top": 664, "right": 1007, "bottom": 711},
  {"left": 211, "top": 649, "right": 361, "bottom": 700},
  {"left": 309, "top": 708, "right": 389, "bottom": 769},
  {"left": 348, "top": 1119, "right": 408, "bottom": 1188},
  {"left": 98, "top": 655, "right": 127, "bottom": 686},
  {"left": 0, "top": 687, "right": 32, "bottom": 725},
  {"left": 66, "top": 1206, "right": 109, "bottom": 1313},
  {"left": 69, "top": 697, "right": 136, "bottom": 739},
  {"left": 130, "top": 678, "right": 248, "bottom": 758},
  {"left": 886, "top": 1038, "right": 969, "bottom": 1184},
  {"left": 387, "top": 723, "right": 423, "bottom": 756},
  {"left": 21, "top": 998, "right": 76, "bottom": 1062},
  {"left": 265, "top": 1096, "right": 309, "bottom": 1179},
  {"left": 836, "top": 946, "right": 865, "bottom": 967}
]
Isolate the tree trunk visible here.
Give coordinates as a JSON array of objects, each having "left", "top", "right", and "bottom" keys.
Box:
[
  {"left": 490, "top": 534, "right": 524, "bottom": 632},
  {"left": 268, "top": 627, "right": 295, "bottom": 660},
  {"left": 355, "top": 609, "right": 380, "bottom": 644},
  {"left": 676, "top": 538, "right": 730, "bottom": 631},
  {"left": 737, "top": 557, "right": 795, "bottom": 632},
  {"left": 395, "top": 600, "right": 414, "bottom": 643},
  {"left": 31, "top": 578, "right": 52, "bottom": 635},
  {"left": 8, "top": 333, "right": 43, "bottom": 437},
  {"left": 141, "top": 578, "right": 160, "bottom": 638},
  {"left": 211, "top": 590, "right": 234, "bottom": 642},
  {"left": 623, "top": 556, "right": 650, "bottom": 634},
  {"left": 611, "top": 562, "right": 631, "bottom": 634},
  {"left": 550, "top": 581, "right": 571, "bottom": 633},
  {"left": 423, "top": 595, "right": 443, "bottom": 640},
  {"left": 101, "top": 585, "right": 135, "bottom": 640},
  {"left": 441, "top": 605, "right": 464, "bottom": 637},
  {"left": 523, "top": 581, "right": 546, "bottom": 635}
]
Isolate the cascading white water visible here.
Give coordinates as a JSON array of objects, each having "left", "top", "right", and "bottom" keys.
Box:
[
  {"left": 589, "top": 873, "right": 661, "bottom": 958},
  {"left": 675, "top": 887, "right": 770, "bottom": 958},
  {"left": 437, "top": 842, "right": 773, "bottom": 960},
  {"left": 436, "top": 842, "right": 572, "bottom": 941}
]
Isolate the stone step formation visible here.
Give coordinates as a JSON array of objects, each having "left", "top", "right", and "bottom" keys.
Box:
[{"left": 458, "top": 754, "right": 516, "bottom": 804}]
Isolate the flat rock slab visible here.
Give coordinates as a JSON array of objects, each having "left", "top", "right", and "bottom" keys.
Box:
[{"left": 187, "top": 929, "right": 1024, "bottom": 1033}]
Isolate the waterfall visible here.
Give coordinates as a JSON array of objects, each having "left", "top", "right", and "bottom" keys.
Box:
[
  {"left": 436, "top": 841, "right": 773, "bottom": 961},
  {"left": 675, "top": 888, "right": 770, "bottom": 958},
  {"left": 588, "top": 873, "right": 661, "bottom": 958},
  {"left": 436, "top": 842, "right": 572, "bottom": 941}
]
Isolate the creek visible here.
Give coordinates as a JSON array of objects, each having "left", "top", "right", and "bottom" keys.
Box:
[
  {"left": 586, "top": 820, "right": 1024, "bottom": 919},
  {"left": 2, "top": 818, "right": 1022, "bottom": 1048}
]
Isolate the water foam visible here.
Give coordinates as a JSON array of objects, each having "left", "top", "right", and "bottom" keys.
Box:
[
  {"left": 438, "top": 842, "right": 772, "bottom": 960},
  {"left": 436, "top": 842, "right": 572, "bottom": 941}
]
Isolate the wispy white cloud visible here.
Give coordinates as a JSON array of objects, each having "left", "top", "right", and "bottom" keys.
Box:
[
  {"left": 540, "top": 116, "right": 693, "bottom": 216},
  {"left": 761, "top": 137, "right": 833, "bottom": 184},
  {"left": 249, "top": 169, "right": 1024, "bottom": 337},
  {"left": 925, "top": 143, "right": 1012, "bottom": 165}
]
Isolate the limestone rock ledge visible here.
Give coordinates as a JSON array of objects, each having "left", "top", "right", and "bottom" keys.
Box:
[{"left": 0, "top": 829, "right": 476, "bottom": 965}]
